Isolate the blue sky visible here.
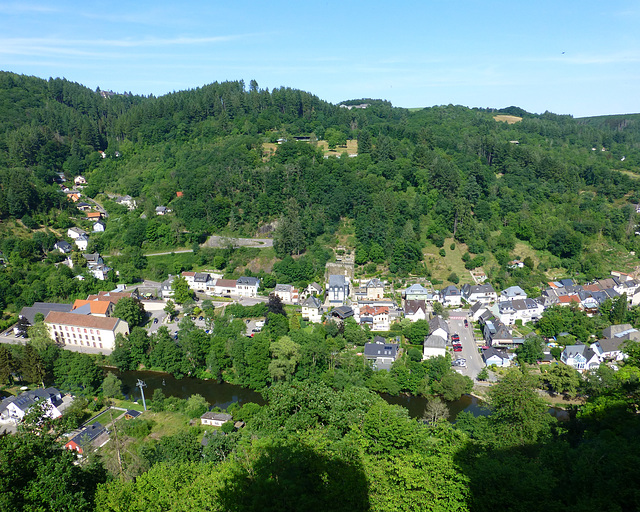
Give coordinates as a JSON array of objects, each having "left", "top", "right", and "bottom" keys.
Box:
[{"left": 1, "top": 1, "right": 639, "bottom": 117}]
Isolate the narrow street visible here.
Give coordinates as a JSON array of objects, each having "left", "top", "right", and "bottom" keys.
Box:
[{"left": 447, "top": 312, "right": 483, "bottom": 379}]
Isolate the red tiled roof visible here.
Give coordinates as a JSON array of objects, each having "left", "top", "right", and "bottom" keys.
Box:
[{"left": 45, "top": 311, "right": 120, "bottom": 330}]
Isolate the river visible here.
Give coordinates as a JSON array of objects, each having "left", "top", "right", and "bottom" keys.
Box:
[{"left": 112, "top": 370, "right": 494, "bottom": 421}]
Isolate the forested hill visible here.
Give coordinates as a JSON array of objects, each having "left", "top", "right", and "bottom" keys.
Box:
[{"left": 3, "top": 70, "right": 640, "bottom": 285}]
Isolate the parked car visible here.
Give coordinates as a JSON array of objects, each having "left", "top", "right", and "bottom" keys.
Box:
[
  {"left": 153, "top": 318, "right": 158, "bottom": 324},
  {"left": 198, "top": 316, "right": 204, "bottom": 321},
  {"left": 453, "top": 346, "right": 463, "bottom": 352},
  {"left": 464, "top": 319, "right": 469, "bottom": 327}
]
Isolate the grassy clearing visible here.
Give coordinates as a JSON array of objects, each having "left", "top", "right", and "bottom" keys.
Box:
[
  {"left": 493, "top": 115, "right": 522, "bottom": 124},
  {"left": 317, "top": 139, "right": 358, "bottom": 157},
  {"left": 422, "top": 238, "right": 474, "bottom": 285},
  {"left": 616, "top": 169, "right": 640, "bottom": 180}
]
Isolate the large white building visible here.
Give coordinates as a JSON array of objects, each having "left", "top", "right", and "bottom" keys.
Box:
[
  {"left": 45, "top": 311, "right": 129, "bottom": 352},
  {"left": 236, "top": 277, "right": 260, "bottom": 297}
]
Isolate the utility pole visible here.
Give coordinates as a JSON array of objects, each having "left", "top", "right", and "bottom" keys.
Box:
[{"left": 136, "top": 379, "right": 147, "bottom": 411}]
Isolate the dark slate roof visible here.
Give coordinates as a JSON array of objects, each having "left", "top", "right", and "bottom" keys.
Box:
[
  {"left": 404, "top": 299, "right": 426, "bottom": 315},
  {"left": 331, "top": 306, "right": 353, "bottom": 319},
  {"left": 423, "top": 334, "right": 446, "bottom": 349},
  {"left": 429, "top": 316, "right": 449, "bottom": 334},
  {"left": 483, "top": 347, "right": 509, "bottom": 362},
  {"left": 19, "top": 303, "right": 73, "bottom": 325},
  {"left": 328, "top": 275, "right": 348, "bottom": 287},
  {"left": 70, "top": 422, "right": 105, "bottom": 445},
  {"left": 364, "top": 342, "right": 398, "bottom": 359},
  {"left": 125, "top": 409, "right": 142, "bottom": 418},
  {"left": 302, "top": 296, "right": 322, "bottom": 309},
  {"left": 469, "top": 301, "right": 485, "bottom": 314},
  {"left": 237, "top": 276, "right": 260, "bottom": 286},
  {"left": 0, "top": 387, "right": 61, "bottom": 415}
]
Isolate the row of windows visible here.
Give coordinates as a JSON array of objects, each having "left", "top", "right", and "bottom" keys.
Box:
[
  {"left": 54, "top": 331, "right": 102, "bottom": 343},
  {"left": 54, "top": 333, "right": 103, "bottom": 349},
  {"left": 52, "top": 325, "right": 100, "bottom": 335}
]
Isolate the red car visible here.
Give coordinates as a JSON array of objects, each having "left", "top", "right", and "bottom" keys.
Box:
[
  {"left": 453, "top": 346, "right": 463, "bottom": 352},
  {"left": 464, "top": 319, "right": 469, "bottom": 327}
]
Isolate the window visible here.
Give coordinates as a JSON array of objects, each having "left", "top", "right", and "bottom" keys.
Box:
[{"left": 99, "top": 343, "right": 102, "bottom": 349}]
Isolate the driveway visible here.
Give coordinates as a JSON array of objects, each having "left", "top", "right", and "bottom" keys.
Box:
[{"left": 448, "top": 312, "right": 483, "bottom": 379}]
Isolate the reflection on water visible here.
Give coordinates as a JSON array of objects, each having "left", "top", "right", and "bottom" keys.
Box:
[{"left": 111, "top": 370, "right": 568, "bottom": 421}]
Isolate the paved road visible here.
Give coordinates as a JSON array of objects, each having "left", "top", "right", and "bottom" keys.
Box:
[{"left": 448, "top": 313, "right": 484, "bottom": 379}]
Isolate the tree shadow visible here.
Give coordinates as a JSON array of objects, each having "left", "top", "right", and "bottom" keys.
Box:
[
  {"left": 217, "top": 439, "right": 370, "bottom": 512},
  {"left": 453, "top": 399, "right": 640, "bottom": 512}
]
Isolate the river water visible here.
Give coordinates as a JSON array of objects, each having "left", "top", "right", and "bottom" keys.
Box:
[{"left": 112, "top": 370, "right": 568, "bottom": 421}]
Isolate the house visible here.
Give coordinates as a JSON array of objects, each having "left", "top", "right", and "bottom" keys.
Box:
[
  {"left": 429, "top": 316, "right": 449, "bottom": 340},
  {"left": 161, "top": 275, "right": 176, "bottom": 299},
  {"left": 404, "top": 300, "right": 428, "bottom": 322},
  {"left": 423, "top": 334, "right": 447, "bottom": 359},
  {"left": 180, "top": 271, "right": 212, "bottom": 293},
  {"left": 87, "top": 211, "right": 103, "bottom": 221},
  {"left": 500, "top": 286, "right": 527, "bottom": 300},
  {"left": 65, "top": 423, "right": 105, "bottom": 455},
  {"left": 327, "top": 275, "right": 350, "bottom": 305},
  {"left": 74, "top": 234, "right": 89, "bottom": 251},
  {"left": 0, "top": 387, "right": 62, "bottom": 422},
  {"left": 76, "top": 202, "right": 91, "bottom": 212},
  {"left": 72, "top": 299, "right": 113, "bottom": 317},
  {"left": 364, "top": 340, "right": 399, "bottom": 370},
  {"left": 45, "top": 311, "right": 129, "bottom": 351},
  {"left": 331, "top": 305, "right": 354, "bottom": 321},
  {"left": 214, "top": 279, "right": 238, "bottom": 296},
  {"left": 305, "top": 282, "right": 323, "bottom": 297},
  {"left": 155, "top": 206, "right": 169, "bottom": 215},
  {"left": 200, "top": 412, "right": 232, "bottom": 427},
  {"left": 83, "top": 253, "right": 103, "bottom": 266},
  {"left": 124, "top": 410, "right": 142, "bottom": 420},
  {"left": 462, "top": 283, "right": 497, "bottom": 305},
  {"left": 469, "top": 301, "right": 488, "bottom": 322},
  {"left": 365, "top": 278, "right": 385, "bottom": 300},
  {"left": 92, "top": 220, "right": 105, "bottom": 232},
  {"left": 601, "top": 323, "right": 639, "bottom": 340},
  {"left": 54, "top": 240, "right": 73, "bottom": 254},
  {"left": 482, "top": 347, "right": 511, "bottom": 367},
  {"left": 402, "top": 283, "right": 431, "bottom": 302},
  {"left": 67, "top": 227, "right": 87, "bottom": 239},
  {"left": 561, "top": 344, "right": 601, "bottom": 371},
  {"left": 440, "top": 285, "right": 462, "bottom": 307},
  {"left": 497, "top": 298, "right": 544, "bottom": 326},
  {"left": 358, "top": 305, "right": 389, "bottom": 331},
  {"left": 593, "top": 338, "right": 628, "bottom": 362},
  {"left": 274, "top": 284, "right": 299, "bottom": 304},
  {"left": 483, "top": 319, "right": 514, "bottom": 347},
  {"left": 74, "top": 176, "right": 87, "bottom": 185},
  {"left": 236, "top": 277, "right": 260, "bottom": 298},
  {"left": 67, "top": 192, "right": 81, "bottom": 202},
  {"left": 301, "top": 296, "right": 323, "bottom": 323}
]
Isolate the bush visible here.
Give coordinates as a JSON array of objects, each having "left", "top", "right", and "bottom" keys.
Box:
[
  {"left": 448, "top": 272, "right": 459, "bottom": 284},
  {"left": 450, "top": 243, "right": 455, "bottom": 251},
  {"left": 121, "top": 418, "right": 155, "bottom": 439},
  {"left": 477, "top": 367, "right": 489, "bottom": 381},
  {"left": 439, "top": 249, "right": 446, "bottom": 257}
]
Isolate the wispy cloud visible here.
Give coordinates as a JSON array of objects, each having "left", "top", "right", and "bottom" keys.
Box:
[{"left": 0, "top": 3, "right": 58, "bottom": 14}]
